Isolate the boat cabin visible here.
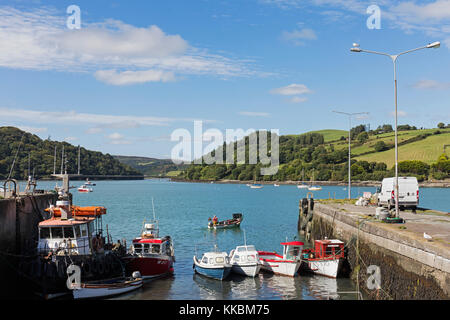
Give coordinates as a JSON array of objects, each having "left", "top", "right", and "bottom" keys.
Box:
[
  {"left": 141, "top": 223, "right": 159, "bottom": 239},
  {"left": 131, "top": 236, "right": 172, "bottom": 256},
  {"left": 304, "top": 239, "right": 345, "bottom": 260},
  {"left": 38, "top": 202, "right": 107, "bottom": 255},
  {"left": 230, "top": 245, "right": 258, "bottom": 264},
  {"left": 281, "top": 241, "right": 304, "bottom": 261},
  {"left": 199, "top": 251, "right": 230, "bottom": 267}
]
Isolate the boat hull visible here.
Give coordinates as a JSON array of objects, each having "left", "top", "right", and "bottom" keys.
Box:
[
  {"left": 123, "top": 255, "right": 174, "bottom": 279},
  {"left": 72, "top": 277, "right": 143, "bottom": 299},
  {"left": 301, "top": 258, "right": 343, "bottom": 278},
  {"left": 193, "top": 258, "right": 231, "bottom": 280},
  {"left": 231, "top": 263, "right": 261, "bottom": 277},
  {"left": 258, "top": 252, "right": 301, "bottom": 277}
]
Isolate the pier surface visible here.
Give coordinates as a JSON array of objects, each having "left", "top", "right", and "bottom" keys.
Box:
[{"left": 307, "top": 201, "right": 450, "bottom": 299}]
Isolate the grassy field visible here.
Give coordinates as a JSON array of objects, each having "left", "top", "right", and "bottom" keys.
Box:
[
  {"left": 356, "top": 131, "right": 450, "bottom": 167},
  {"left": 309, "top": 129, "right": 348, "bottom": 142},
  {"left": 166, "top": 170, "right": 182, "bottom": 177}
]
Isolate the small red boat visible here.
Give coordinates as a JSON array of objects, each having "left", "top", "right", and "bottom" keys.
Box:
[
  {"left": 258, "top": 241, "right": 304, "bottom": 277},
  {"left": 122, "top": 222, "right": 175, "bottom": 280}
]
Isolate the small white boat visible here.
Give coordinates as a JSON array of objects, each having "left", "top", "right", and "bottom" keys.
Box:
[
  {"left": 258, "top": 241, "right": 304, "bottom": 277},
  {"left": 250, "top": 184, "right": 263, "bottom": 189},
  {"left": 300, "top": 239, "right": 345, "bottom": 278},
  {"left": 78, "top": 185, "right": 93, "bottom": 192},
  {"left": 193, "top": 248, "right": 232, "bottom": 280},
  {"left": 274, "top": 184, "right": 280, "bottom": 187},
  {"left": 308, "top": 186, "right": 322, "bottom": 191},
  {"left": 297, "top": 184, "right": 308, "bottom": 189},
  {"left": 229, "top": 245, "right": 261, "bottom": 277},
  {"left": 84, "top": 178, "right": 96, "bottom": 186},
  {"left": 70, "top": 274, "right": 143, "bottom": 299}
]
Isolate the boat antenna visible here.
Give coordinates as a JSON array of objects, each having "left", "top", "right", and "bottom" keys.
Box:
[
  {"left": 7, "top": 133, "right": 25, "bottom": 180},
  {"left": 53, "top": 145, "right": 57, "bottom": 175},
  {"left": 151, "top": 197, "right": 156, "bottom": 221},
  {"left": 77, "top": 145, "right": 80, "bottom": 175},
  {"left": 243, "top": 229, "right": 247, "bottom": 247}
]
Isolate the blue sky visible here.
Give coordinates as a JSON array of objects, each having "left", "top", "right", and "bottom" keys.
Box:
[{"left": 0, "top": 0, "right": 449, "bottom": 159}]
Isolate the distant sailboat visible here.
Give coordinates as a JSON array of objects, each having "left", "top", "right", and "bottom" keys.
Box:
[
  {"left": 308, "top": 169, "right": 322, "bottom": 191},
  {"left": 297, "top": 168, "right": 308, "bottom": 189}
]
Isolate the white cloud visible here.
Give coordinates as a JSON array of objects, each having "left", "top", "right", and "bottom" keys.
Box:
[
  {"left": 64, "top": 136, "right": 78, "bottom": 142},
  {"left": 106, "top": 132, "right": 132, "bottom": 145},
  {"left": 413, "top": 79, "right": 450, "bottom": 90},
  {"left": 290, "top": 96, "right": 308, "bottom": 103},
  {"left": 390, "top": 110, "right": 408, "bottom": 117},
  {"left": 0, "top": 6, "right": 259, "bottom": 83},
  {"left": 281, "top": 28, "right": 317, "bottom": 46},
  {"left": 270, "top": 83, "right": 312, "bottom": 95},
  {"left": 17, "top": 126, "right": 48, "bottom": 134},
  {"left": 238, "top": 111, "right": 270, "bottom": 117},
  {"left": 94, "top": 69, "right": 176, "bottom": 85},
  {"left": 0, "top": 107, "right": 216, "bottom": 128}
]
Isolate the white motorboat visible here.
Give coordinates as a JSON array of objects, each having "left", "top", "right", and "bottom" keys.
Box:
[
  {"left": 78, "top": 185, "right": 93, "bottom": 192},
  {"left": 229, "top": 245, "right": 261, "bottom": 277},
  {"left": 258, "top": 241, "right": 304, "bottom": 277}
]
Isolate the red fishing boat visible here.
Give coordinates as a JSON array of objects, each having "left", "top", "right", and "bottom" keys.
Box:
[{"left": 121, "top": 200, "right": 175, "bottom": 279}]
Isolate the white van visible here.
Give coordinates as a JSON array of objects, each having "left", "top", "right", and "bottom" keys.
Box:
[{"left": 377, "top": 177, "right": 419, "bottom": 210}]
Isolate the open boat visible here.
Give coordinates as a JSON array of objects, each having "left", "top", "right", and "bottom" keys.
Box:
[
  {"left": 300, "top": 239, "right": 345, "bottom": 278},
  {"left": 229, "top": 245, "right": 261, "bottom": 277},
  {"left": 193, "top": 247, "right": 231, "bottom": 280},
  {"left": 258, "top": 241, "right": 304, "bottom": 277},
  {"left": 208, "top": 213, "right": 243, "bottom": 229},
  {"left": 121, "top": 199, "right": 175, "bottom": 279},
  {"left": 78, "top": 184, "right": 93, "bottom": 192},
  {"left": 70, "top": 273, "right": 143, "bottom": 299}
]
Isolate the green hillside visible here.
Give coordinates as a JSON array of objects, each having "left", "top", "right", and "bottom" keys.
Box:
[
  {"left": 0, "top": 126, "right": 142, "bottom": 180},
  {"left": 113, "top": 155, "right": 187, "bottom": 177},
  {"left": 180, "top": 126, "right": 450, "bottom": 182}
]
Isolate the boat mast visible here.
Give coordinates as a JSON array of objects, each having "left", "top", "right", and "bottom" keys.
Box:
[
  {"left": 60, "top": 145, "right": 64, "bottom": 174},
  {"left": 77, "top": 145, "right": 81, "bottom": 175},
  {"left": 53, "top": 145, "right": 57, "bottom": 175}
]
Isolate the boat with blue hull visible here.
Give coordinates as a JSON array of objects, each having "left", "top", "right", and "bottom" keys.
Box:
[{"left": 193, "top": 249, "right": 231, "bottom": 280}]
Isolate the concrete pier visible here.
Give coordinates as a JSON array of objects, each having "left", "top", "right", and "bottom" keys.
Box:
[
  {"left": 0, "top": 193, "right": 58, "bottom": 297},
  {"left": 299, "top": 200, "right": 450, "bottom": 299}
]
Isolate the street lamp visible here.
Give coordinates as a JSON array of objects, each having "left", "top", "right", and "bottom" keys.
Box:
[
  {"left": 332, "top": 110, "right": 369, "bottom": 200},
  {"left": 350, "top": 41, "right": 440, "bottom": 218}
]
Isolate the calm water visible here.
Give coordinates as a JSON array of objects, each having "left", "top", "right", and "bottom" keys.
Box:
[{"left": 28, "top": 180, "right": 449, "bottom": 300}]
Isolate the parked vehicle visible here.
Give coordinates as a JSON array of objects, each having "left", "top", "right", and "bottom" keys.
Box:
[{"left": 377, "top": 177, "right": 419, "bottom": 210}]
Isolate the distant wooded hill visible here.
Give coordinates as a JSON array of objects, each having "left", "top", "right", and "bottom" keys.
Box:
[
  {"left": 0, "top": 126, "right": 142, "bottom": 180},
  {"left": 113, "top": 155, "right": 187, "bottom": 177},
  {"left": 179, "top": 125, "right": 450, "bottom": 182}
]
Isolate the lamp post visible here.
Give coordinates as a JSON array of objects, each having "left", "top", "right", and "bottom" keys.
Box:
[
  {"left": 350, "top": 41, "right": 440, "bottom": 218},
  {"left": 332, "top": 111, "right": 369, "bottom": 200}
]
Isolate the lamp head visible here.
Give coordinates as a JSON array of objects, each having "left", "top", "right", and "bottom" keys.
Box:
[
  {"left": 426, "top": 41, "right": 440, "bottom": 49},
  {"left": 351, "top": 43, "right": 361, "bottom": 52}
]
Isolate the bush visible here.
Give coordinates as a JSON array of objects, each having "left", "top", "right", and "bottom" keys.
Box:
[{"left": 374, "top": 141, "right": 387, "bottom": 152}]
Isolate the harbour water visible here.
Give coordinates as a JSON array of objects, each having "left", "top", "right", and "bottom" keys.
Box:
[{"left": 31, "top": 180, "right": 449, "bottom": 300}]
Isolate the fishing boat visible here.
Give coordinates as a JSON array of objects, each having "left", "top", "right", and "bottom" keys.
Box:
[
  {"left": 32, "top": 194, "right": 124, "bottom": 298},
  {"left": 70, "top": 273, "right": 143, "bottom": 299},
  {"left": 84, "top": 178, "right": 96, "bottom": 186},
  {"left": 78, "top": 184, "right": 93, "bottom": 192},
  {"left": 121, "top": 199, "right": 175, "bottom": 280},
  {"left": 208, "top": 213, "right": 243, "bottom": 229},
  {"left": 229, "top": 245, "right": 261, "bottom": 277},
  {"left": 258, "top": 241, "right": 304, "bottom": 277},
  {"left": 300, "top": 239, "right": 345, "bottom": 278},
  {"left": 193, "top": 246, "right": 232, "bottom": 280},
  {"left": 250, "top": 184, "right": 263, "bottom": 189}
]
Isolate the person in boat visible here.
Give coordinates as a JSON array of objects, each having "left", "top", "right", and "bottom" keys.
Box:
[
  {"left": 212, "top": 215, "right": 218, "bottom": 225},
  {"left": 112, "top": 240, "right": 121, "bottom": 252}
]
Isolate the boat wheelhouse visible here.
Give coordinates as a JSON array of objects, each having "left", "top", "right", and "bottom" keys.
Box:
[
  {"left": 258, "top": 241, "right": 304, "bottom": 277},
  {"left": 300, "top": 239, "right": 345, "bottom": 278},
  {"left": 122, "top": 222, "right": 175, "bottom": 279}
]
